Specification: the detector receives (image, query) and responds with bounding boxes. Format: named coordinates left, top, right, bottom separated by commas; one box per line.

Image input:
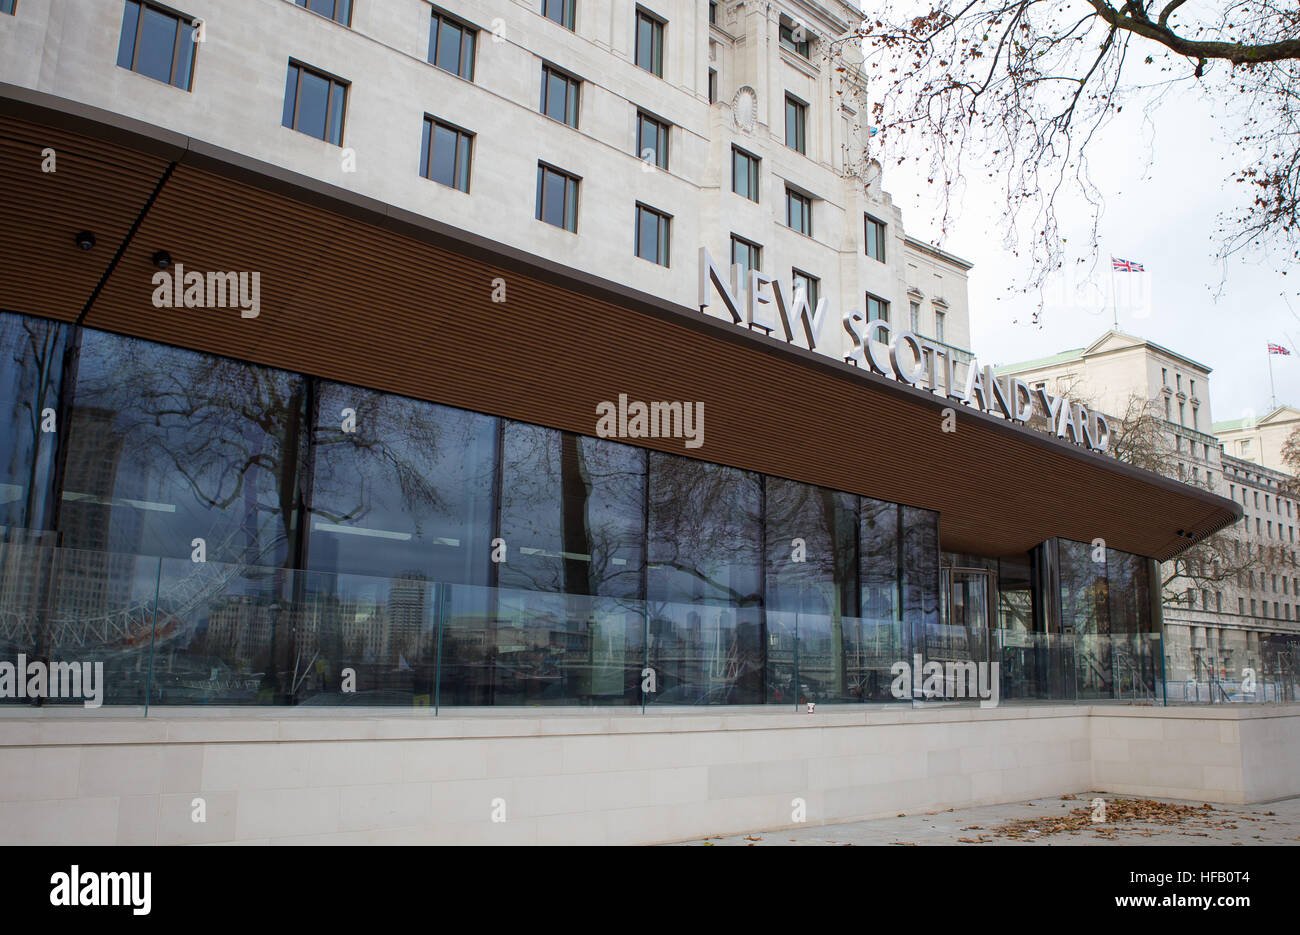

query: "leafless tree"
left=828, top=1, right=1300, bottom=310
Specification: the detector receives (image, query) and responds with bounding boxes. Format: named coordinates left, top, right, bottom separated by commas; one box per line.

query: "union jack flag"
left=1111, top=257, right=1144, bottom=272
left=1269, top=344, right=1291, bottom=356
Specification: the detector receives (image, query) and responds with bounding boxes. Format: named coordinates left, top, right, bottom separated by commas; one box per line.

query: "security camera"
left=152, top=250, right=172, bottom=270
left=74, top=231, right=95, bottom=251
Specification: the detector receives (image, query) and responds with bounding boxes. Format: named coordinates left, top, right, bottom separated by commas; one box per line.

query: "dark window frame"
left=541, top=63, right=582, bottom=127
left=635, top=6, right=665, bottom=77
left=428, top=7, right=478, bottom=81
left=635, top=203, right=672, bottom=267
left=784, top=93, right=807, bottom=154
left=293, top=0, right=352, bottom=27
left=116, top=0, right=198, bottom=91
left=420, top=115, right=474, bottom=193
left=536, top=162, right=580, bottom=232
left=541, top=0, right=575, bottom=30
left=732, top=146, right=759, bottom=202
left=730, top=234, right=761, bottom=280
left=866, top=293, right=890, bottom=323
left=865, top=214, right=887, bottom=262
left=785, top=186, right=812, bottom=236
left=779, top=19, right=810, bottom=58
left=791, top=268, right=819, bottom=306
left=636, top=110, right=670, bottom=170
left=282, top=59, right=349, bottom=146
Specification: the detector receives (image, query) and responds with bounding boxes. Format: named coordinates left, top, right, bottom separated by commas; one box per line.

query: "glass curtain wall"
left=0, top=312, right=950, bottom=707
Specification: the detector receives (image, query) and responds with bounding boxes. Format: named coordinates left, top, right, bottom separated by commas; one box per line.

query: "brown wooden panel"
left=0, top=98, right=1241, bottom=562
left=0, top=115, right=171, bottom=320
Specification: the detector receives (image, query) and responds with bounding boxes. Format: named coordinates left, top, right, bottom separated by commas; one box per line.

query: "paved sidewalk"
left=677, top=794, right=1300, bottom=845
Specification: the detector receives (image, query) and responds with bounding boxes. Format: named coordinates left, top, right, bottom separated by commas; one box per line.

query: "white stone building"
left=0, top=0, right=974, bottom=364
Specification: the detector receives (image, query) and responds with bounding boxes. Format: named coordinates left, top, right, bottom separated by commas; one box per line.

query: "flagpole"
left=1110, top=264, right=1118, bottom=330
left=1269, top=347, right=1277, bottom=410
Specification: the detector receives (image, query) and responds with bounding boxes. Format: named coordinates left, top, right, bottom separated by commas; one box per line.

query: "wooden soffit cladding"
left=0, top=86, right=1241, bottom=561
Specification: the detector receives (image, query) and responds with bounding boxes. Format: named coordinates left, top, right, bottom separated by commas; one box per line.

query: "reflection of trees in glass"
left=499, top=422, right=645, bottom=599
left=648, top=453, right=761, bottom=604
left=0, top=313, right=68, bottom=531
left=68, top=332, right=304, bottom=566
left=308, top=382, right=497, bottom=585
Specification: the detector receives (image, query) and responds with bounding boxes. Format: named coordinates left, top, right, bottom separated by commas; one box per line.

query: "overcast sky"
left=873, top=23, right=1298, bottom=430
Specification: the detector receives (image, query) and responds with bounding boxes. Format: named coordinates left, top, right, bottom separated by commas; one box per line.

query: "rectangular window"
left=866, top=293, right=889, bottom=323
left=542, top=0, right=575, bottom=30
left=428, top=9, right=476, bottom=80
left=1239, top=597, right=1245, bottom=614
left=420, top=117, right=473, bottom=192
left=779, top=20, right=810, bottom=58
left=536, top=163, right=579, bottom=232
left=865, top=214, right=886, bottom=262
left=541, top=64, right=581, bottom=127
left=910, top=301, right=920, bottom=332
left=708, top=68, right=717, bottom=104
left=1161, top=367, right=1167, bottom=385
left=785, top=94, right=806, bottom=154
left=792, top=269, right=819, bottom=307
left=636, top=111, right=670, bottom=170
left=1164, top=397, right=1171, bottom=420
left=785, top=188, right=812, bottom=236
left=635, top=8, right=664, bottom=77
left=709, top=0, right=717, bottom=25
left=732, top=146, right=759, bottom=201
left=934, top=310, right=945, bottom=343
left=730, top=235, right=760, bottom=283
left=0, top=0, right=13, bottom=13
left=635, top=204, right=671, bottom=266
left=294, top=0, right=351, bottom=26
left=116, top=1, right=196, bottom=90
left=1178, top=401, right=1185, bottom=425
left=282, top=61, right=348, bottom=145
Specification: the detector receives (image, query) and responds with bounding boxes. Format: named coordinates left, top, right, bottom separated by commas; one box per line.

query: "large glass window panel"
left=860, top=496, right=902, bottom=698
left=61, top=330, right=305, bottom=568
left=1059, top=538, right=1112, bottom=698
left=498, top=422, right=646, bottom=599
left=0, top=313, right=69, bottom=536
left=901, top=505, right=939, bottom=661
left=307, top=381, right=497, bottom=586
left=137, top=5, right=180, bottom=84
left=765, top=479, right=860, bottom=703
left=647, top=454, right=763, bottom=704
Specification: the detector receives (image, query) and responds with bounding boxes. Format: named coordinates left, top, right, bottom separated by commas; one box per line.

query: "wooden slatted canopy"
left=0, top=85, right=1241, bottom=561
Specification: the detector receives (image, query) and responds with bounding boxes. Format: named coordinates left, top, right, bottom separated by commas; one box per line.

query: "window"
left=785, top=188, right=812, bottom=236
left=1178, top=401, right=1185, bottom=425
left=635, top=204, right=671, bottom=266
left=536, top=163, right=579, bottom=232
left=1193, top=408, right=1199, bottom=430
left=732, top=147, right=759, bottom=201
left=779, top=19, right=810, bottom=58
left=116, top=1, right=197, bottom=90
left=865, top=215, right=886, bottom=262
left=294, top=0, right=351, bottom=26
left=542, top=0, right=575, bottom=30
left=792, top=269, right=819, bottom=307
left=0, top=0, right=12, bottom=13
left=1216, top=592, right=1222, bottom=612
left=282, top=61, right=348, bottom=145
left=541, top=64, right=581, bottom=127
left=1164, top=397, right=1171, bottom=420
left=635, top=8, right=665, bottom=77
left=910, top=301, right=921, bottom=332
left=731, top=235, right=760, bottom=283
left=1190, top=379, right=1196, bottom=396
left=1239, top=597, right=1244, bottom=614
left=1161, top=367, right=1167, bottom=386
left=934, top=310, right=945, bottom=343
left=708, top=68, right=717, bottom=104
left=420, top=117, right=473, bottom=192
left=636, top=111, right=670, bottom=169
left=428, top=9, right=476, bottom=80
left=1176, top=373, right=1182, bottom=392
left=709, top=0, right=717, bottom=25
left=785, top=94, right=806, bottom=154
left=866, top=293, right=889, bottom=323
